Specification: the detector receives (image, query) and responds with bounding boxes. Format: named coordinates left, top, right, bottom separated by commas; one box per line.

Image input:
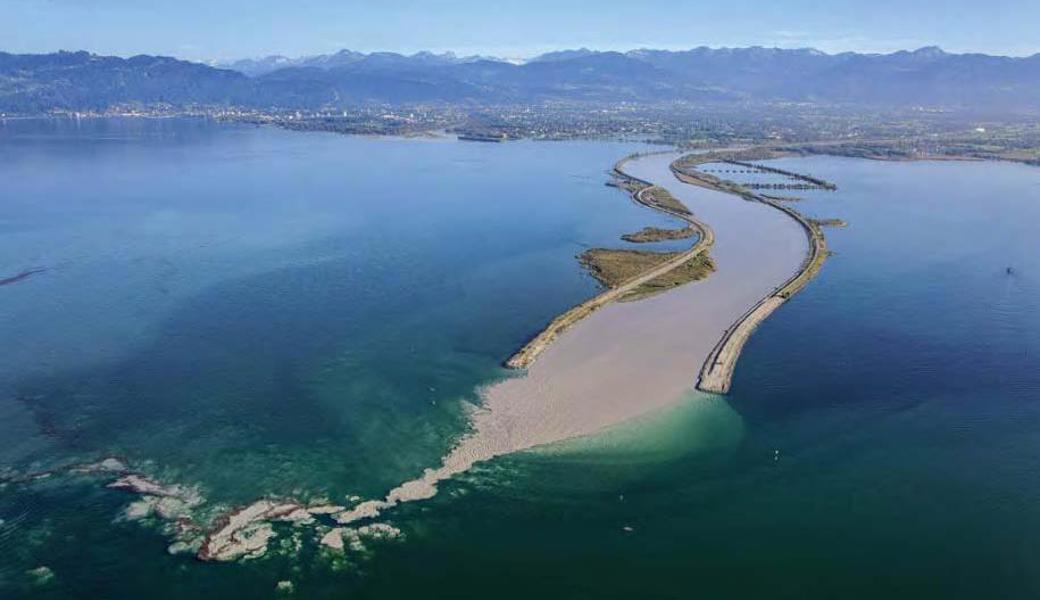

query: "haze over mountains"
left=2, top=46, right=1039, bottom=113
left=217, top=50, right=510, bottom=77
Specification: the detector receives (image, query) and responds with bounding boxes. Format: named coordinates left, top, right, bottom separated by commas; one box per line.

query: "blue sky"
left=4, top=0, right=1039, bottom=61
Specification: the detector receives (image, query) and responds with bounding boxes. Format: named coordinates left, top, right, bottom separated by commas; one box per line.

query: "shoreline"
left=6, top=114, right=1037, bottom=166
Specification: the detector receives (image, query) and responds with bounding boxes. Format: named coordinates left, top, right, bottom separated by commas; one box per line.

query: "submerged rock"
left=320, top=528, right=346, bottom=551
left=357, top=523, right=403, bottom=541
left=234, top=522, right=276, bottom=560
left=123, top=495, right=198, bottom=521
left=26, top=566, right=55, bottom=587
left=319, top=523, right=403, bottom=553
left=108, top=474, right=204, bottom=523
left=304, top=504, right=345, bottom=515
left=108, top=474, right=176, bottom=497
left=73, top=457, right=128, bottom=474
left=278, top=508, right=316, bottom=526
left=167, top=540, right=198, bottom=555
left=197, top=499, right=302, bottom=561
left=16, top=456, right=385, bottom=565
left=333, top=500, right=385, bottom=524
left=111, top=474, right=202, bottom=503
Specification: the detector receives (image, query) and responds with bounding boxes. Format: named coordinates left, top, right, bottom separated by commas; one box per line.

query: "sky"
left=3, top=0, right=1039, bottom=62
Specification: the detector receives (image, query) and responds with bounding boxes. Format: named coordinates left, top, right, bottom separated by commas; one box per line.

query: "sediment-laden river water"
left=1, top=118, right=1039, bottom=598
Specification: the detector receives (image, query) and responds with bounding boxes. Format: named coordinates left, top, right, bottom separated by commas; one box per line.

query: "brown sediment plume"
left=333, top=150, right=815, bottom=527
left=506, top=145, right=838, bottom=375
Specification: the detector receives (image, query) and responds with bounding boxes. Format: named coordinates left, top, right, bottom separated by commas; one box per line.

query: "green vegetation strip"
left=621, top=225, right=697, bottom=243
left=580, top=249, right=715, bottom=301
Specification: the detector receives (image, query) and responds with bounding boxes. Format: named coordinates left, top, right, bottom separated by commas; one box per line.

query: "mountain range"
left=2, top=46, right=1039, bottom=113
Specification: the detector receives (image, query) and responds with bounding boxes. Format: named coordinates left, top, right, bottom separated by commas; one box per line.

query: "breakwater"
left=670, top=156, right=828, bottom=394
left=724, top=159, right=838, bottom=190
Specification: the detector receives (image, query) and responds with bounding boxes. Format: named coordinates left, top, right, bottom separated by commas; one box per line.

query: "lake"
left=1, top=118, right=1038, bottom=598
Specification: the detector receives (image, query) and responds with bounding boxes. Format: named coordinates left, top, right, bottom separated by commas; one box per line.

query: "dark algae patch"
left=0, top=268, right=46, bottom=287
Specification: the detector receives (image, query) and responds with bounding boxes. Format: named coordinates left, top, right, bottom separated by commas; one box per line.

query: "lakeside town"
left=8, top=101, right=1040, bottom=165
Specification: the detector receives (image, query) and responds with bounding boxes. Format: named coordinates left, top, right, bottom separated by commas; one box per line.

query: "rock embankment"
left=670, top=153, right=832, bottom=394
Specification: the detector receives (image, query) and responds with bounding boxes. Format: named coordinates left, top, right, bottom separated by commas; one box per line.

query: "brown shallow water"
left=336, top=152, right=808, bottom=523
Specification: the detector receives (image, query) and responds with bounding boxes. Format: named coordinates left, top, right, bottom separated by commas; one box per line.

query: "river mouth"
left=334, top=151, right=809, bottom=524
left=5, top=120, right=1040, bottom=597
left=0, top=143, right=813, bottom=562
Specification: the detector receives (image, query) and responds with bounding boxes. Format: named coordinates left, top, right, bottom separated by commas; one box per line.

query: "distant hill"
left=3, top=46, right=1039, bottom=113
left=0, top=50, right=253, bottom=112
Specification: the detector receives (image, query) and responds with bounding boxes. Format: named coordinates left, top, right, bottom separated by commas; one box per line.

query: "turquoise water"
left=0, top=118, right=661, bottom=497
left=2, top=120, right=1040, bottom=598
